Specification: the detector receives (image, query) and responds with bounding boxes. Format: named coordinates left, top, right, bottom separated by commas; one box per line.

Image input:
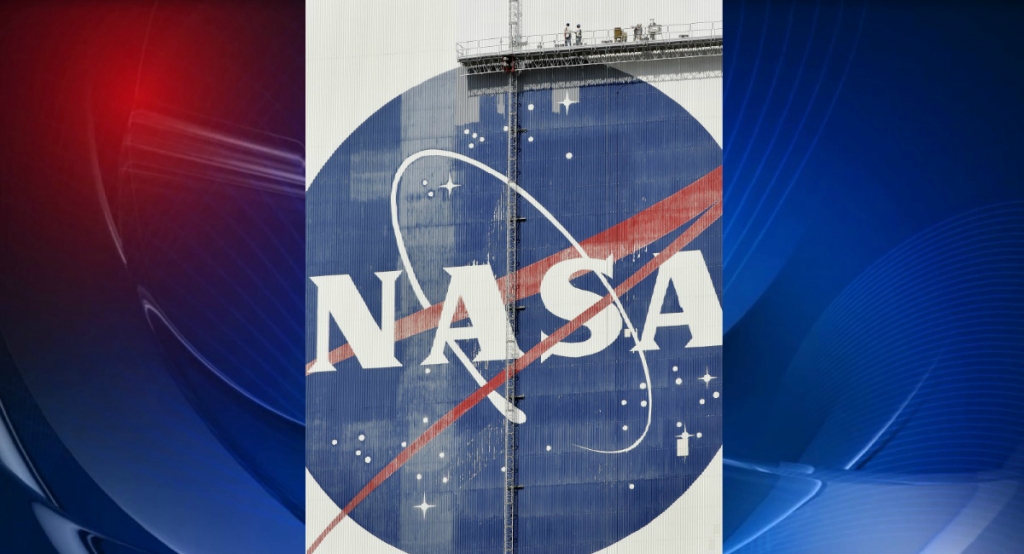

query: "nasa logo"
left=310, top=250, right=719, bottom=371
left=307, top=68, right=722, bottom=552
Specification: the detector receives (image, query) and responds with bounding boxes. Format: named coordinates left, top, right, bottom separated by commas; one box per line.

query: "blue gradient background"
left=1, top=0, right=1023, bottom=553
left=0, top=2, right=303, bottom=552
left=723, top=0, right=1024, bottom=552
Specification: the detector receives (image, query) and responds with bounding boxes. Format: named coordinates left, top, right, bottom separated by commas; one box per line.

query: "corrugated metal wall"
left=307, top=2, right=722, bottom=552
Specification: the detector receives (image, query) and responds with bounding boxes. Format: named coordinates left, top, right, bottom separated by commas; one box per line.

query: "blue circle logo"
left=307, top=68, right=722, bottom=552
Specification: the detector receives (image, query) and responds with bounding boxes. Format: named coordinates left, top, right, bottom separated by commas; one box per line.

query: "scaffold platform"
left=457, top=21, right=722, bottom=76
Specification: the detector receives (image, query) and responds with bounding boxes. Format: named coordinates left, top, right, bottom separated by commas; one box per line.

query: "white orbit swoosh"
left=390, top=149, right=652, bottom=454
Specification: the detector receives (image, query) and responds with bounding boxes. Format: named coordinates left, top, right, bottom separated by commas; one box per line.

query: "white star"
left=414, top=493, right=435, bottom=519
left=676, top=425, right=695, bottom=458
left=559, top=92, right=578, bottom=114
left=440, top=174, right=461, bottom=196
left=699, top=368, right=716, bottom=387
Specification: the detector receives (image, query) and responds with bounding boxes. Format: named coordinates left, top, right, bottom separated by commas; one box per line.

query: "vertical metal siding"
left=307, top=2, right=722, bottom=553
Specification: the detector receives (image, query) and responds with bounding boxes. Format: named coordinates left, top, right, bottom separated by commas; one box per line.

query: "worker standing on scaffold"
left=575, top=24, right=582, bottom=45
left=564, top=23, right=571, bottom=47
left=648, top=19, right=660, bottom=40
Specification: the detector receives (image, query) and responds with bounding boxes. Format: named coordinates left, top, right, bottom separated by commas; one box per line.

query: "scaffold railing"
left=457, top=21, right=723, bottom=59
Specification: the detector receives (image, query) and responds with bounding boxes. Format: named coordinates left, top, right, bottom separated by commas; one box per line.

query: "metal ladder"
left=502, top=4, right=522, bottom=554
